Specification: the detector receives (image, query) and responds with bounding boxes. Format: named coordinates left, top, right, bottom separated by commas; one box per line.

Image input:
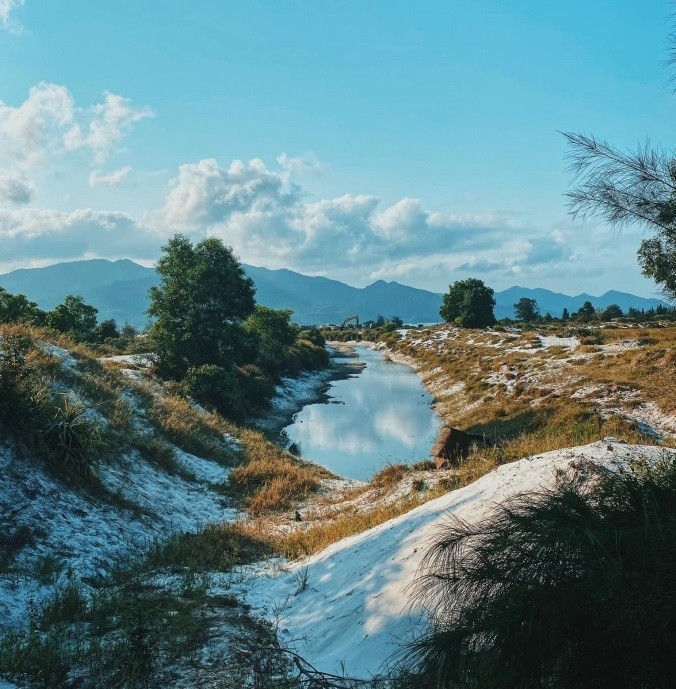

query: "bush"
left=404, top=457, right=676, bottom=689
left=183, top=364, right=245, bottom=421
left=39, top=397, right=103, bottom=478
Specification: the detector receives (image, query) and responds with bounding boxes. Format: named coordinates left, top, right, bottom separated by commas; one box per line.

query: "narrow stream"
left=283, top=345, right=444, bottom=481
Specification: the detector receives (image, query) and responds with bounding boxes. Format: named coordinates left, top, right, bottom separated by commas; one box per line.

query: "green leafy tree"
left=573, top=300, right=596, bottom=322
left=561, top=307, right=570, bottom=321
left=147, top=234, right=256, bottom=379
left=0, top=287, right=45, bottom=324
left=440, top=278, right=496, bottom=328
left=513, top=297, right=540, bottom=322
left=602, top=304, right=623, bottom=320
left=93, top=319, right=120, bottom=343
left=390, top=315, right=404, bottom=327
left=47, top=295, right=98, bottom=340
left=244, top=306, right=299, bottom=373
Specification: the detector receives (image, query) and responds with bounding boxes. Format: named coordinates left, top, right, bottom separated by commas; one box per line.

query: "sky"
left=0, top=0, right=674, bottom=297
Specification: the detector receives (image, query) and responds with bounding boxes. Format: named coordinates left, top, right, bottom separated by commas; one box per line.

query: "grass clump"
left=0, top=574, right=210, bottom=689
left=0, top=328, right=106, bottom=480
left=259, top=491, right=441, bottom=560
left=370, top=464, right=410, bottom=491
left=403, top=455, right=676, bottom=689
left=143, top=522, right=272, bottom=572
left=139, top=388, right=238, bottom=466
left=230, top=429, right=324, bottom=514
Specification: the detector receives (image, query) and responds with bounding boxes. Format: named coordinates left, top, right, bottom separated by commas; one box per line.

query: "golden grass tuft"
left=370, top=463, right=410, bottom=491
left=231, top=429, right=329, bottom=514
left=137, top=388, right=238, bottom=466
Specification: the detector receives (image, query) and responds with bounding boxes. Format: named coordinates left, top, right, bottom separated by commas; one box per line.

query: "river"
left=283, top=345, right=444, bottom=481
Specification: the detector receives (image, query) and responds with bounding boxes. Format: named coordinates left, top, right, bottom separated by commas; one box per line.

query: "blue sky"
left=1, top=0, right=674, bottom=297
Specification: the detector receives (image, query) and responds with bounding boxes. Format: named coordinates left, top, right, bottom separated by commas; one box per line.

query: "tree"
left=573, top=300, right=596, bottom=322
left=440, top=278, right=496, bottom=328
left=390, top=315, right=404, bottom=327
left=0, top=287, right=45, bottom=324
left=602, top=304, right=623, bottom=320
left=47, top=295, right=98, bottom=340
left=147, top=234, right=256, bottom=379
left=514, top=297, right=540, bottom=322
left=244, top=306, right=299, bottom=373
left=564, top=20, right=676, bottom=303
left=561, top=307, right=570, bottom=321
left=93, top=319, right=120, bottom=342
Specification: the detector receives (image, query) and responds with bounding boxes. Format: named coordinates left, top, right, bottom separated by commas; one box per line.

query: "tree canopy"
left=514, top=297, right=539, bottom=322
left=564, top=137, right=675, bottom=301
left=440, top=278, right=496, bottom=328
left=148, top=234, right=256, bottom=378
left=0, top=288, right=44, bottom=325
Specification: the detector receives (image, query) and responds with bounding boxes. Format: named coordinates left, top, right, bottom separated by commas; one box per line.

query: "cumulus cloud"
left=0, top=83, right=153, bottom=172
left=277, top=152, right=323, bottom=177
left=0, top=151, right=596, bottom=293
left=0, top=83, right=75, bottom=167
left=157, top=157, right=513, bottom=275
left=161, top=157, right=300, bottom=228
left=0, top=208, right=161, bottom=269
left=0, top=168, right=36, bottom=204
left=65, top=92, right=154, bottom=163
left=89, top=166, right=132, bottom=187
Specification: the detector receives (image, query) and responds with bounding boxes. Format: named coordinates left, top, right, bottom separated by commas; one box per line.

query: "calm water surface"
left=284, top=346, right=444, bottom=481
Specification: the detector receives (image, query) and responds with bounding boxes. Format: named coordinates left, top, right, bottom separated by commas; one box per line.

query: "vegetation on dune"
left=403, top=457, right=676, bottom=689
left=147, top=234, right=330, bottom=420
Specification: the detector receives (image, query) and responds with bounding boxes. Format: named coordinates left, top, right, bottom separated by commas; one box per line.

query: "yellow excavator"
left=341, top=315, right=360, bottom=328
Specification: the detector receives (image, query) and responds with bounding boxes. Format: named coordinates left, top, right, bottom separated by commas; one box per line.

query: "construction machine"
left=341, top=315, right=360, bottom=328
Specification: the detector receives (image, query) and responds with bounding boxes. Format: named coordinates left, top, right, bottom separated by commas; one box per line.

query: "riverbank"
left=252, top=342, right=364, bottom=436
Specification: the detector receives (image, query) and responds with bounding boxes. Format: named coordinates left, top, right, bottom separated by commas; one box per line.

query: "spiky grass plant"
left=41, top=396, right=104, bottom=477
left=403, top=456, right=676, bottom=689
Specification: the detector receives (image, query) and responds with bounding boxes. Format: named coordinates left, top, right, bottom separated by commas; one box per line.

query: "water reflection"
left=284, top=346, right=444, bottom=481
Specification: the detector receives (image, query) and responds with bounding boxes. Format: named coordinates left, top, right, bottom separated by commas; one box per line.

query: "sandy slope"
left=242, top=440, right=676, bottom=679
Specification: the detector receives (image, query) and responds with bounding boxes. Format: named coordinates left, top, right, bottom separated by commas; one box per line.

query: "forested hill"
left=0, top=259, right=668, bottom=327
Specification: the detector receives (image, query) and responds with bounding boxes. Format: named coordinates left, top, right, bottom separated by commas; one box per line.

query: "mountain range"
left=0, top=259, right=669, bottom=327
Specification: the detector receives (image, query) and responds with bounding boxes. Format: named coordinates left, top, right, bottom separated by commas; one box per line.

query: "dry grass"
left=135, top=386, right=238, bottom=466
left=231, top=429, right=330, bottom=515
left=245, top=489, right=443, bottom=559
left=389, top=325, right=675, bottom=495
left=370, top=463, right=410, bottom=491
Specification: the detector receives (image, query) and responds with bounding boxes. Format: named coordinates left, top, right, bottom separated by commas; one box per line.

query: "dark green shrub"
left=298, top=327, right=326, bottom=347
left=183, top=364, right=245, bottom=420
left=237, top=363, right=275, bottom=413
left=404, top=457, right=676, bottom=689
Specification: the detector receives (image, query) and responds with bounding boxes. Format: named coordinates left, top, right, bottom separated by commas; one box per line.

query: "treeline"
left=438, top=278, right=675, bottom=328
left=0, top=288, right=137, bottom=345
left=511, top=296, right=676, bottom=324
left=0, top=235, right=330, bottom=421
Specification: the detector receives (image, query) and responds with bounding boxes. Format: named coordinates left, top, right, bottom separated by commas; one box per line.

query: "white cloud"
left=157, top=157, right=513, bottom=276
left=0, top=168, right=35, bottom=204
left=0, top=83, right=75, bottom=167
left=0, top=0, right=24, bottom=32
left=0, top=83, right=153, bottom=172
left=277, top=152, right=323, bottom=177
left=65, top=92, right=154, bottom=163
left=161, top=157, right=300, bottom=228
left=89, top=166, right=132, bottom=187
left=0, top=151, right=639, bottom=295
left=0, top=208, right=161, bottom=269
